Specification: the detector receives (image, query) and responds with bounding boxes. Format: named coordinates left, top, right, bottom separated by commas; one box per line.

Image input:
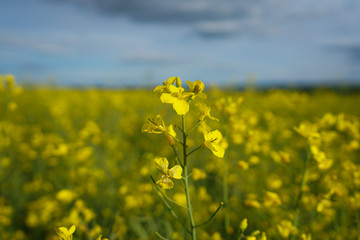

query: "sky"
left=1, top=0, right=360, bottom=87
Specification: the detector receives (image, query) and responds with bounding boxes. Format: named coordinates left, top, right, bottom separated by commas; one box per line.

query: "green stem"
left=186, top=145, right=202, bottom=157
left=194, top=202, right=224, bottom=228
left=236, top=232, right=245, bottom=240
left=155, top=232, right=169, bottom=240
left=155, top=180, right=188, bottom=209
left=187, top=120, right=201, bottom=136
left=182, top=115, right=197, bottom=240
left=290, top=150, right=311, bottom=240
left=172, top=145, right=184, bottom=167
left=222, top=127, right=231, bottom=238
left=223, top=153, right=230, bottom=237
left=151, top=176, right=191, bottom=234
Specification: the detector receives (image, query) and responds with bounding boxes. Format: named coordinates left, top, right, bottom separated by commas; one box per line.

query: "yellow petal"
left=187, top=80, right=204, bottom=94
left=186, top=80, right=194, bottom=90
left=69, top=225, right=76, bottom=235
left=168, top=85, right=180, bottom=93
left=173, top=100, right=189, bottom=115
left=160, top=93, right=177, bottom=104
left=157, top=177, right=174, bottom=189
left=153, top=85, right=164, bottom=93
left=154, top=157, right=169, bottom=171
left=169, top=165, right=183, bottom=179
left=166, top=76, right=177, bottom=86
left=57, top=227, right=69, bottom=238
left=204, top=130, right=223, bottom=143
left=210, top=144, right=225, bottom=158
left=167, top=124, right=176, bottom=138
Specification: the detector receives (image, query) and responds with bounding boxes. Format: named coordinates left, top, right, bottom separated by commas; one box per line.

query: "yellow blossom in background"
left=211, top=232, right=222, bottom=240
left=96, top=234, right=108, bottom=240
left=237, top=160, right=249, bottom=170
left=277, top=220, right=298, bottom=238
left=56, top=225, right=76, bottom=240
left=56, top=189, right=77, bottom=204
left=173, top=193, right=187, bottom=207
left=4, top=74, right=15, bottom=89
left=89, top=225, right=102, bottom=239
left=266, top=174, right=282, bottom=190
left=240, top=218, right=248, bottom=231
left=260, top=232, right=267, bottom=240
left=300, top=233, right=312, bottom=240
left=202, top=130, right=225, bottom=158
left=263, top=191, right=282, bottom=208
left=0, top=198, right=13, bottom=226
left=245, top=194, right=262, bottom=209
left=191, top=168, right=207, bottom=181
left=310, top=146, right=333, bottom=170
left=249, top=155, right=260, bottom=165
left=1, top=74, right=360, bottom=239
left=316, top=199, right=332, bottom=213
left=294, top=123, right=321, bottom=145
left=246, top=237, right=256, bottom=240
left=154, top=157, right=182, bottom=189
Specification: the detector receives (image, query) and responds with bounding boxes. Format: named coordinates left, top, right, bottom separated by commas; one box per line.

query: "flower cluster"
left=153, top=77, right=206, bottom=115
left=144, top=76, right=226, bottom=189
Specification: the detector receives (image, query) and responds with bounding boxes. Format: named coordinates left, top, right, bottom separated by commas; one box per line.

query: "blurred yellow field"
left=1, top=75, right=360, bottom=240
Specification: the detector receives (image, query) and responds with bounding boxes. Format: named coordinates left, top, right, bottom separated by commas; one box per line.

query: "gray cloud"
left=43, top=0, right=278, bottom=38
left=65, top=0, right=250, bottom=22
left=332, top=43, right=360, bottom=63
left=42, top=0, right=360, bottom=41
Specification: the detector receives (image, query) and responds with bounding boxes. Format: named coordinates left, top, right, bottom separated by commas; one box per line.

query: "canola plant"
left=0, top=74, right=360, bottom=240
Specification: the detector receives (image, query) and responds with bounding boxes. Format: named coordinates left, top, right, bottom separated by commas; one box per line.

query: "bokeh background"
left=1, top=1, right=360, bottom=240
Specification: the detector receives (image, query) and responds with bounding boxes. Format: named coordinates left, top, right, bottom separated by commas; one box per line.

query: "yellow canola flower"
left=186, top=80, right=207, bottom=99
left=154, top=157, right=182, bottom=189
left=197, top=103, right=219, bottom=121
left=153, top=76, right=192, bottom=115
left=142, top=112, right=167, bottom=134
left=142, top=113, right=177, bottom=145
left=153, top=76, right=182, bottom=94
left=160, top=88, right=191, bottom=115
left=202, top=130, right=225, bottom=158
left=56, top=225, right=76, bottom=240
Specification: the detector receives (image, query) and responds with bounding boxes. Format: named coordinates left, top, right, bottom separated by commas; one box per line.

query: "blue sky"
left=1, top=0, right=360, bottom=87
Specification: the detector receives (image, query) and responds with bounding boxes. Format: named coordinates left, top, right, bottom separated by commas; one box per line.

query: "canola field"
left=1, top=74, right=360, bottom=240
